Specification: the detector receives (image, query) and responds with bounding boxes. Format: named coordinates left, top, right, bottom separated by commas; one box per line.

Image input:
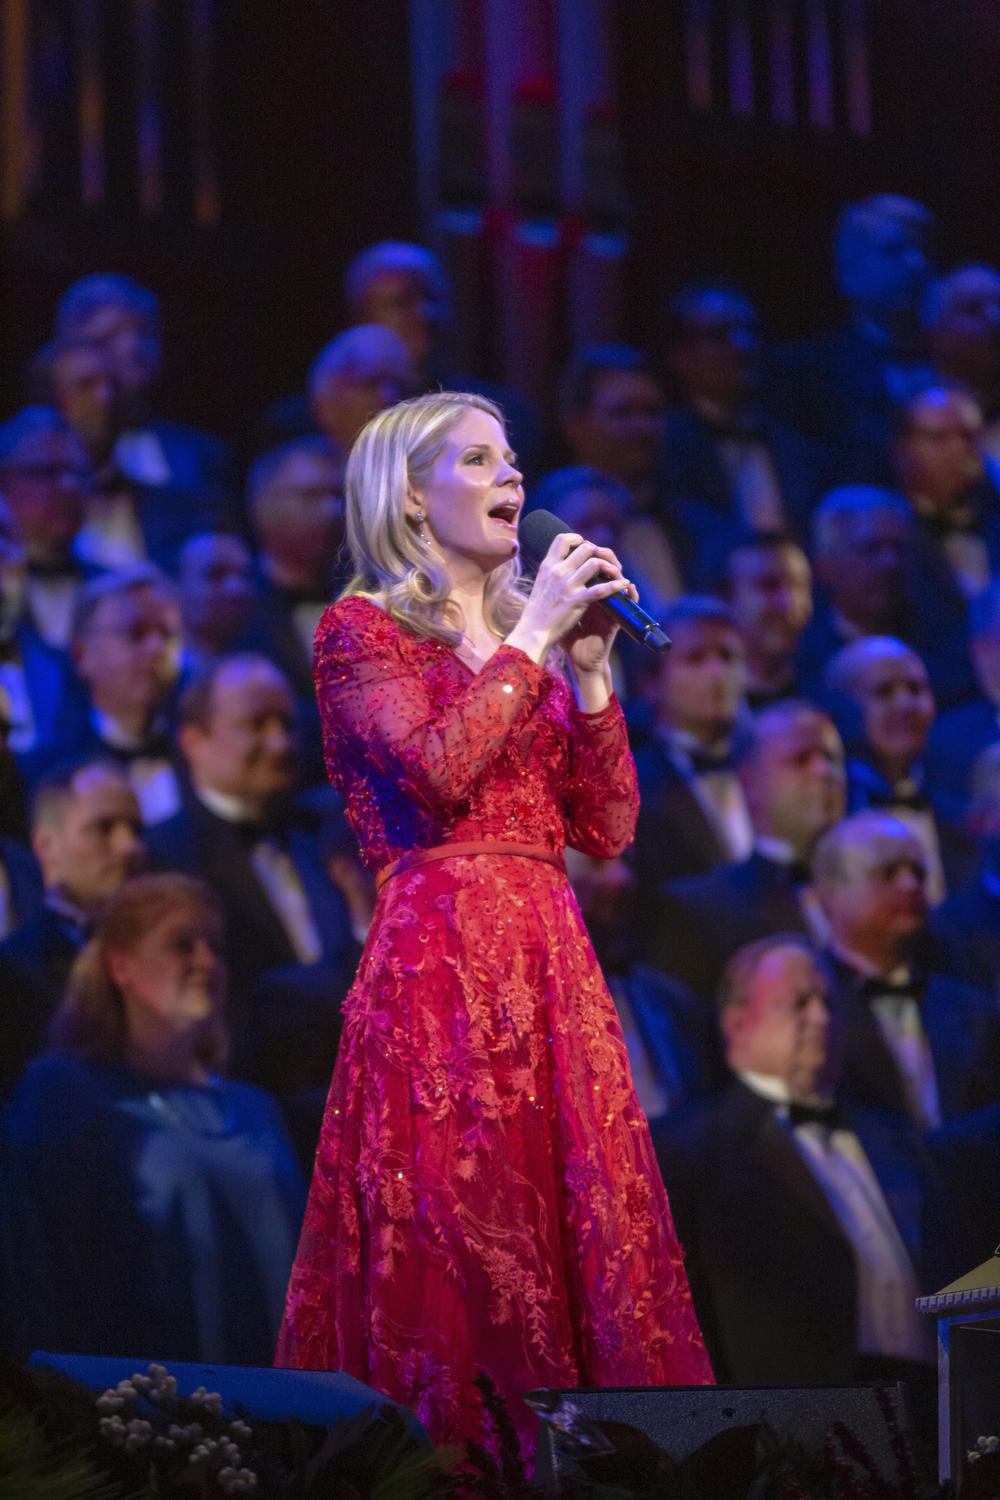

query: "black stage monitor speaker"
left=30, top=1352, right=428, bottom=1440
left=532, top=1383, right=913, bottom=1488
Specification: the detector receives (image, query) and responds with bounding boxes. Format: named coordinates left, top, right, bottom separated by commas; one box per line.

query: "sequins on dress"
left=275, top=595, right=712, bottom=1451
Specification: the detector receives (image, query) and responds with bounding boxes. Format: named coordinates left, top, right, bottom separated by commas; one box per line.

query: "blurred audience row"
left=4, top=195, right=1000, bottom=1399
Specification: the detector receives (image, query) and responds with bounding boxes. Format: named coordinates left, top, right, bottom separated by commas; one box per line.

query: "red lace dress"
left=275, top=595, right=712, bottom=1449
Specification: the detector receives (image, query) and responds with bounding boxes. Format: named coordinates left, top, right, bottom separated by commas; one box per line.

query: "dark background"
left=4, top=0, right=1000, bottom=445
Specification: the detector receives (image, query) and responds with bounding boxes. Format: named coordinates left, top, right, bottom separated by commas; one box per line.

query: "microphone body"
left=518, top=509, right=671, bottom=653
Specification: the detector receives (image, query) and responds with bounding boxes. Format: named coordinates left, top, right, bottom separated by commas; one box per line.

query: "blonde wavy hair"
left=342, top=390, right=529, bottom=645
left=49, top=873, right=229, bottom=1072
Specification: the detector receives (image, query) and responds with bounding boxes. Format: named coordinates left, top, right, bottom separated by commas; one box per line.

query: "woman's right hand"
left=505, top=532, right=633, bottom=664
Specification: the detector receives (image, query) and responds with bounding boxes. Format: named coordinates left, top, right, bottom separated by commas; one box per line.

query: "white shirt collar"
left=829, top=940, right=910, bottom=985
left=754, top=836, right=797, bottom=865
left=194, top=782, right=259, bottom=825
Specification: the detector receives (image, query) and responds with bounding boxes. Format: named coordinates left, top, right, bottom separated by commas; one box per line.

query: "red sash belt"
left=375, top=839, right=566, bottom=893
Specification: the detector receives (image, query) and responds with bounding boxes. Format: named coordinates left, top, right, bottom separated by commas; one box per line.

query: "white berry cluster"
left=968, top=1435, right=1000, bottom=1463
left=93, top=1363, right=257, bottom=1491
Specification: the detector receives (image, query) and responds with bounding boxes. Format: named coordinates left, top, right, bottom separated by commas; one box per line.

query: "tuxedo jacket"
left=650, top=852, right=810, bottom=1002
left=925, top=697, right=1000, bottom=826
left=658, top=406, right=823, bottom=545
left=825, top=952, right=1000, bottom=1123
left=118, top=420, right=240, bottom=575
left=144, top=792, right=355, bottom=987
left=0, top=839, right=43, bottom=939
left=932, top=870, right=1000, bottom=990
left=630, top=736, right=733, bottom=890
left=767, top=325, right=928, bottom=478
left=12, top=621, right=88, bottom=756
left=653, top=1078, right=949, bottom=1384
left=0, top=905, right=83, bottom=1099
left=621, top=963, right=727, bottom=1112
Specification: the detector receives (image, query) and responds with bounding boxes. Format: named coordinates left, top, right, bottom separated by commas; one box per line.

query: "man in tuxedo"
left=826, top=636, right=976, bottom=900
left=0, top=757, right=144, bottom=1097
left=933, top=741, right=1000, bottom=988
left=661, top=283, right=821, bottom=558
left=893, top=384, right=1000, bottom=607
left=557, top=345, right=686, bottom=604
left=651, top=700, right=846, bottom=1000
left=923, top=266, right=1000, bottom=456
left=0, top=407, right=96, bottom=652
left=144, top=653, right=359, bottom=1102
left=716, top=532, right=813, bottom=709
left=242, top=436, right=348, bottom=788
left=813, top=811, right=1000, bottom=1125
left=798, top=484, right=978, bottom=710
left=0, top=495, right=83, bottom=757
left=653, top=935, right=945, bottom=1388
left=631, top=595, right=752, bottom=894
left=24, top=567, right=184, bottom=827
left=925, top=579, right=1000, bottom=826
left=0, top=684, right=42, bottom=939
left=177, top=532, right=255, bottom=679
left=53, top=274, right=236, bottom=571
left=769, top=194, right=936, bottom=475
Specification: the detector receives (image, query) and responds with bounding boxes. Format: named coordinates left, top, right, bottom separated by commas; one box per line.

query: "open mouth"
left=488, top=500, right=520, bottom=530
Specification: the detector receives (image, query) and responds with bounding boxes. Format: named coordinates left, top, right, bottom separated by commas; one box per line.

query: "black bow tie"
left=858, top=972, right=924, bottom=1005
left=764, top=856, right=811, bottom=886
left=28, top=559, right=82, bottom=581
left=92, top=463, right=134, bottom=495
left=276, top=583, right=330, bottom=609
left=919, top=507, right=980, bottom=539
left=699, top=410, right=765, bottom=443
left=688, top=747, right=736, bottom=776
left=786, top=1100, right=843, bottom=1130
left=229, top=816, right=287, bottom=851
left=869, top=781, right=931, bottom=813
left=99, top=735, right=173, bottom=766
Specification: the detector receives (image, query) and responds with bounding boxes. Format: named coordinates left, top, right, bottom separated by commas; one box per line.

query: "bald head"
left=923, top=265, right=1000, bottom=388
left=719, top=937, right=836, bottom=1099
left=308, top=325, right=413, bottom=450
left=813, top=811, right=928, bottom=965
left=826, top=636, right=933, bottom=775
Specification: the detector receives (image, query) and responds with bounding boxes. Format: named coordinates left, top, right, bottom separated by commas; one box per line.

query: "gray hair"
left=70, top=563, right=178, bottom=644
left=811, top=486, right=911, bottom=557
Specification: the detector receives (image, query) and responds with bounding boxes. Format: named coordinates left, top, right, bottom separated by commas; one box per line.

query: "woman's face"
left=112, top=904, right=226, bottom=1040
left=411, top=409, right=523, bottom=583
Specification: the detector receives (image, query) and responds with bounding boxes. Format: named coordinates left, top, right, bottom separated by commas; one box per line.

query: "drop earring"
left=414, top=509, right=431, bottom=547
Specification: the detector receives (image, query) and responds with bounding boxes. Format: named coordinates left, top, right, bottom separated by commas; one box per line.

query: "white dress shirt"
left=832, top=943, right=942, bottom=1130
left=92, top=711, right=181, bottom=826
left=662, top=727, right=754, bottom=863
left=738, top=1070, right=931, bottom=1362
left=195, top=785, right=323, bottom=965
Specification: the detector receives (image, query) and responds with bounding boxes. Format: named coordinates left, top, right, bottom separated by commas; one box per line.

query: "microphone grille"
left=518, top=508, right=571, bottom=568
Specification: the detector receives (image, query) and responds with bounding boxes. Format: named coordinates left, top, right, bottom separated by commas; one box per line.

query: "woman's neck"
left=446, top=577, right=497, bottom=650
left=124, top=1030, right=213, bottom=1087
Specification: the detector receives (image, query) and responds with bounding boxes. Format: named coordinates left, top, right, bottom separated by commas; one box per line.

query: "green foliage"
left=0, top=1404, right=139, bottom=1500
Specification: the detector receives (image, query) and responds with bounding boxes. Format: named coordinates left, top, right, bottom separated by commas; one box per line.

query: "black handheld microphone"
left=518, top=508, right=671, bottom=653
